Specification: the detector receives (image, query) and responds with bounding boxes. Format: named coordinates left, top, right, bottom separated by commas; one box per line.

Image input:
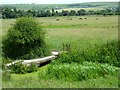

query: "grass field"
left=2, top=65, right=119, bottom=88
left=1, top=15, right=119, bottom=88
left=1, top=16, right=118, bottom=50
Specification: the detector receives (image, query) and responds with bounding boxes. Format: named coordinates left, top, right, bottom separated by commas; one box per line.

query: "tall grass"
left=51, top=41, right=120, bottom=67
left=38, top=62, right=118, bottom=81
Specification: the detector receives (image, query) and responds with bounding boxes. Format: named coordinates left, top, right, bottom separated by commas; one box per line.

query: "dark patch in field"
left=56, top=19, right=60, bottom=21
left=96, top=18, right=98, bottom=20
left=67, top=18, right=72, bottom=20
left=79, top=18, right=83, bottom=20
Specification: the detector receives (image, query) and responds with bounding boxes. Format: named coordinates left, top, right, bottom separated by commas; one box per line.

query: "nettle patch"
left=38, top=62, right=118, bottom=81
left=51, top=41, right=120, bottom=67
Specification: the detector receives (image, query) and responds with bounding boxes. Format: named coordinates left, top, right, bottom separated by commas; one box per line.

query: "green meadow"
left=1, top=16, right=118, bottom=50
left=1, top=15, right=119, bottom=88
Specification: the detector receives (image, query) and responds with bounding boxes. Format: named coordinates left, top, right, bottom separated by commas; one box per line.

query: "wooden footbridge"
left=5, top=51, right=62, bottom=67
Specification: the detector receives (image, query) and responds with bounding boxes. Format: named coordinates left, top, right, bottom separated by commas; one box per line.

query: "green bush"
left=2, top=17, right=50, bottom=60
left=2, top=58, right=12, bottom=70
left=38, top=62, right=118, bottom=81
left=51, top=41, right=120, bottom=67
left=10, top=61, right=37, bottom=74
left=11, top=61, right=28, bottom=74
left=85, top=41, right=120, bottom=67
left=27, top=63, right=38, bottom=73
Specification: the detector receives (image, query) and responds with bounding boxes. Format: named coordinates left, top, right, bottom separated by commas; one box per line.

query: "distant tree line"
left=2, top=7, right=120, bottom=19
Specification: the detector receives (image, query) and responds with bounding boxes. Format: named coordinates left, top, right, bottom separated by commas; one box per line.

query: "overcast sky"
left=1, top=0, right=119, bottom=4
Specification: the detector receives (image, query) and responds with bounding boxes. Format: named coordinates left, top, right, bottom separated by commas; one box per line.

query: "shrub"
left=2, top=17, right=50, bottom=60
left=27, top=63, right=38, bottom=73
left=86, top=41, right=120, bottom=67
left=38, top=62, right=118, bottom=81
left=10, top=61, right=37, bottom=74
left=51, top=41, right=120, bottom=67
left=2, top=58, right=12, bottom=70
left=10, top=61, right=28, bottom=74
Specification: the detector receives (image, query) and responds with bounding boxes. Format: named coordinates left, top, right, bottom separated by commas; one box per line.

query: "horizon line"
left=0, top=1, right=119, bottom=5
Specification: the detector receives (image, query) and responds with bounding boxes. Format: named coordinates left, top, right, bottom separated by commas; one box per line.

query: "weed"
left=38, top=62, right=118, bottom=81
left=52, top=41, right=120, bottom=67
left=10, top=61, right=38, bottom=74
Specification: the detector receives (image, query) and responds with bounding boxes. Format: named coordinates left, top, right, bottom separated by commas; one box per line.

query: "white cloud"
left=1, top=0, right=119, bottom=4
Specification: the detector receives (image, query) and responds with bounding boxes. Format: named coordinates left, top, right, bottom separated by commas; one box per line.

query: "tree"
left=2, top=17, right=50, bottom=60
left=51, top=8, right=55, bottom=16
left=99, top=10, right=107, bottom=16
left=32, top=10, right=38, bottom=17
left=62, top=10, right=69, bottom=16
left=13, top=8, right=17, bottom=13
left=2, top=7, right=11, bottom=18
left=55, top=11, right=59, bottom=16
left=69, top=10, right=76, bottom=16
left=38, top=10, right=46, bottom=17
left=9, top=11, right=17, bottom=18
left=45, top=10, right=52, bottom=17
left=77, top=9, right=86, bottom=16
left=88, top=10, right=94, bottom=15
left=27, top=10, right=33, bottom=17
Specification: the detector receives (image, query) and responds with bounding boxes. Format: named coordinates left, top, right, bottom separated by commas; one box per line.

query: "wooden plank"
left=5, top=51, right=59, bottom=67
left=22, top=55, right=57, bottom=66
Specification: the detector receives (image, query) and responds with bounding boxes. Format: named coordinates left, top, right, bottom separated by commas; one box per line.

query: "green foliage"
left=2, top=58, right=12, bottom=70
left=11, top=61, right=28, bottom=74
left=119, top=70, right=120, bottom=88
left=2, top=57, right=12, bottom=65
left=52, top=41, right=120, bottom=67
left=2, top=72, right=118, bottom=88
left=10, top=62, right=37, bottom=74
left=2, top=17, right=50, bottom=60
left=38, top=62, right=118, bottom=81
left=69, top=10, right=76, bottom=16
left=27, top=63, right=38, bottom=73
left=2, top=70, right=11, bottom=81
left=2, top=2, right=119, bottom=19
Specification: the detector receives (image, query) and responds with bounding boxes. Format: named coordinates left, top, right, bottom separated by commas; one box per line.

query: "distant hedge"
left=2, top=17, right=50, bottom=60
left=2, top=7, right=120, bottom=19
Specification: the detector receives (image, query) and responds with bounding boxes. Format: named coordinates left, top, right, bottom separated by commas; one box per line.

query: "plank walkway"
left=5, top=51, right=59, bottom=67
